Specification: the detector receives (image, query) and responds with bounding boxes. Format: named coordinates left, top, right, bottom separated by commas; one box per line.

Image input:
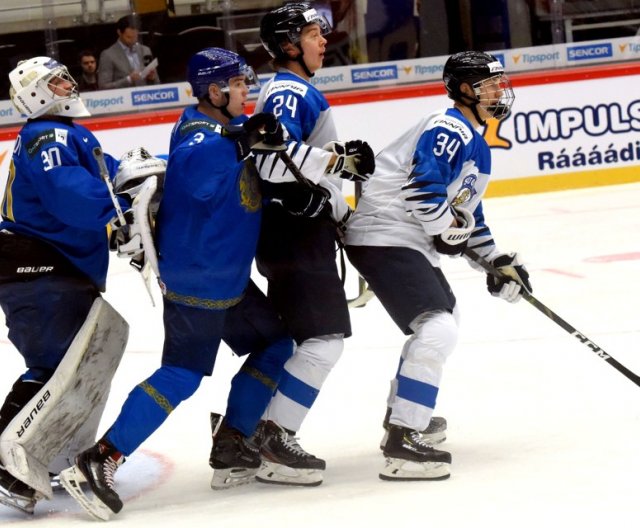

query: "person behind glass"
left=345, top=51, right=532, bottom=481
left=247, top=3, right=375, bottom=487
left=98, top=15, right=159, bottom=89
left=59, top=48, right=295, bottom=520
left=77, top=50, right=99, bottom=92
left=0, top=57, right=129, bottom=515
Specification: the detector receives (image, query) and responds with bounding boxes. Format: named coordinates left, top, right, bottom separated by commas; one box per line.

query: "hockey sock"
left=226, top=337, right=293, bottom=437
left=105, top=366, right=202, bottom=455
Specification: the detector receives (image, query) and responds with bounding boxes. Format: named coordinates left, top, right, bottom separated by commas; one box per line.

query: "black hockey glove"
left=324, top=140, right=375, bottom=182
left=270, top=183, right=330, bottom=218
left=433, top=207, right=475, bottom=256
left=223, top=113, right=286, bottom=160
left=486, top=252, right=532, bottom=303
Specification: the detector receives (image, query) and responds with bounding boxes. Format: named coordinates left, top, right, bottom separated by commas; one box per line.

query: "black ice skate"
left=256, top=420, right=325, bottom=487
left=0, top=465, right=38, bottom=515
left=209, top=412, right=261, bottom=490
left=380, top=424, right=451, bottom=481
left=379, top=407, right=447, bottom=450
left=59, top=439, right=125, bottom=521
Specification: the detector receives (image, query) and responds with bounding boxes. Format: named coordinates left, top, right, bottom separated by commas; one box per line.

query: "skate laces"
left=280, top=430, right=311, bottom=458
left=408, top=429, right=432, bottom=449
left=102, top=455, right=122, bottom=489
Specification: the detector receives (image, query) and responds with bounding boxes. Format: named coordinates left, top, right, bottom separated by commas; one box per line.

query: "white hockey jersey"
left=345, top=107, right=500, bottom=267
left=254, top=69, right=349, bottom=221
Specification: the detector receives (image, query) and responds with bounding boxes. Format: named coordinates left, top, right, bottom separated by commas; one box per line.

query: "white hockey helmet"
left=114, top=147, right=167, bottom=201
left=8, top=56, right=90, bottom=119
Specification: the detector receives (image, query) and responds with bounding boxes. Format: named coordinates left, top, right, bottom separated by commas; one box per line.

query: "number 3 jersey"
left=345, top=107, right=500, bottom=267
left=0, top=117, right=121, bottom=290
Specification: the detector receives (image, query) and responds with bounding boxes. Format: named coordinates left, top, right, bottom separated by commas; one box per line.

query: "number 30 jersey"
left=0, top=117, right=121, bottom=289
left=345, top=107, right=499, bottom=266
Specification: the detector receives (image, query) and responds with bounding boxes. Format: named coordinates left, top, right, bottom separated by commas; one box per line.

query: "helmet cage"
left=261, top=6, right=331, bottom=60
left=470, top=73, right=514, bottom=120
left=9, top=57, right=89, bottom=118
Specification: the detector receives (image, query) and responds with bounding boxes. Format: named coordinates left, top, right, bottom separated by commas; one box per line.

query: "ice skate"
left=60, top=440, right=125, bottom=521
left=256, top=421, right=325, bottom=487
left=380, top=424, right=451, bottom=481
left=379, top=408, right=447, bottom=450
left=0, top=466, right=38, bottom=515
left=209, top=413, right=261, bottom=490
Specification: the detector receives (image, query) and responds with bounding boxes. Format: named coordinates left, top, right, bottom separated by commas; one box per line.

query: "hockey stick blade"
left=464, top=248, right=640, bottom=387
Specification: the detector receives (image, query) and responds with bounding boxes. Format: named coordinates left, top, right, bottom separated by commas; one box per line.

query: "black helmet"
left=443, top=51, right=514, bottom=121
left=260, top=2, right=331, bottom=60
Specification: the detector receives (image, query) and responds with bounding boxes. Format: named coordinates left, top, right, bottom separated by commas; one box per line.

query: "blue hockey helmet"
left=187, top=47, right=258, bottom=99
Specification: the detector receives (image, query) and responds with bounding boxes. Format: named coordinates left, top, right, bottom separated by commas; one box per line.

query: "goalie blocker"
left=0, top=298, right=128, bottom=503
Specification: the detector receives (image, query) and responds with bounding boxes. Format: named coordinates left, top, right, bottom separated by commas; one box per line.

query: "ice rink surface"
left=1, top=182, right=639, bottom=527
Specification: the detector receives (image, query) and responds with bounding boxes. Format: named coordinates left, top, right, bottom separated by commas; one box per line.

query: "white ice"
left=1, top=182, right=639, bottom=527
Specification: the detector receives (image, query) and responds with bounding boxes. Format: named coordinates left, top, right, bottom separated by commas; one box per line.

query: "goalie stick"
left=464, top=247, right=640, bottom=387
left=93, top=147, right=155, bottom=305
left=275, top=150, right=374, bottom=308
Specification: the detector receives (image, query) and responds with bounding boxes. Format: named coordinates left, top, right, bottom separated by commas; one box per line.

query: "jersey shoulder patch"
left=428, top=114, right=474, bottom=145
left=25, top=129, right=57, bottom=158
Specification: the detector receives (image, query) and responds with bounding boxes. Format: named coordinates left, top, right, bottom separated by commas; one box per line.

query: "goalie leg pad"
left=0, top=298, right=128, bottom=499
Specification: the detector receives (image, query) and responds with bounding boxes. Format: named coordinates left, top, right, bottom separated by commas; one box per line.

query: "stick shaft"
left=464, top=248, right=640, bottom=387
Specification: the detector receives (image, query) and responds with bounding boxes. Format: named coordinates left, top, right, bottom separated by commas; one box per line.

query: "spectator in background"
left=77, top=50, right=99, bottom=92
left=98, top=15, right=160, bottom=89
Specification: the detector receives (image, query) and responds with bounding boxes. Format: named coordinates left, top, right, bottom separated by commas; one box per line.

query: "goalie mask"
left=9, top=56, right=90, bottom=119
left=114, top=147, right=166, bottom=204
left=443, top=51, right=514, bottom=125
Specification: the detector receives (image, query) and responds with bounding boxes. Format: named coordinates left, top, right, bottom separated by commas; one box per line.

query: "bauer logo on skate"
left=132, top=88, right=179, bottom=106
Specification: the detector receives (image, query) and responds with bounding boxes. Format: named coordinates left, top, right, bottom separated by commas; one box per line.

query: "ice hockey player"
left=0, top=57, right=130, bottom=514
left=345, top=51, right=532, bottom=480
left=246, top=2, right=376, bottom=487
left=59, top=47, right=294, bottom=521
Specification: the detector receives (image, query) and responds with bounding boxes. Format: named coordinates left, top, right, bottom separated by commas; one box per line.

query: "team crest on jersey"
left=239, top=165, right=261, bottom=212
left=451, top=175, right=477, bottom=206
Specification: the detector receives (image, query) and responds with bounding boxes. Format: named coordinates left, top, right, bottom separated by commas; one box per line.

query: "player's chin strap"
left=294, top=48, right=315, bottom=78
left=205, top=93, right=234, bottom=120
left=459, top=94, right=486, bottom=126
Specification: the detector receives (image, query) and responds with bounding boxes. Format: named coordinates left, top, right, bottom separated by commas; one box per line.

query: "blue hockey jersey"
left=0, top=117, right=121, bottom=290
left=156, top=106, right=262, bottom=308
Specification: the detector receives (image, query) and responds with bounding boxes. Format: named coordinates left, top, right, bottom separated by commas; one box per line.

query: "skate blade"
left=379, top=457, right=450, bottom=481
left=0, top=489, right=36, bottom=515
left=255, top=461, right=323, bottom=487
left=210, top=467, right=258, bottom=490
left=59, top=466, right=113, bottom=521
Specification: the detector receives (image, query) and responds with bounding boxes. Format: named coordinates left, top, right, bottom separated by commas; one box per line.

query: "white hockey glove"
left=433, top=207, right=475, bottom=256
left=486, top=252, right=532, bottom=303
left=323, top=140, right=375, bottom=182
left=108, top=210, right=143, bottom=258
left=114, top=147, right=166, bottom=205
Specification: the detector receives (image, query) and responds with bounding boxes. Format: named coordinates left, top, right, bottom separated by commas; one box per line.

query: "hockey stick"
left=276, top=150, right=375, bottom=308
left=93, top=147, right=156, bottom=305
left=464, top=247, right=640, bottom=387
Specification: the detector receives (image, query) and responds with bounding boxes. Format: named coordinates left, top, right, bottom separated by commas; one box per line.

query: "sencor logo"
left=351, top=66, right=398, bottom=83
left=567, top=44, right=612, bottom=61
left=132, top=88, right=179, bottom=106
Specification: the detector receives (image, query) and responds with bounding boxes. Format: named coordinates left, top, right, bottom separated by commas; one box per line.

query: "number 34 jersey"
left=345, top=107, right=498, bottom=266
